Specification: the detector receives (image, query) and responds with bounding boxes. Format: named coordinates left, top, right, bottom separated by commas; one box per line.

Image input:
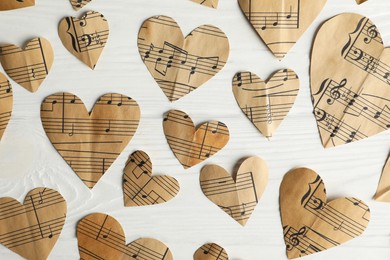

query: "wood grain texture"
left=0, top=0, right=389, bottom=259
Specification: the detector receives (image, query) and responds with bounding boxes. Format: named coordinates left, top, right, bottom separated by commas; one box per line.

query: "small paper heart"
left=191, top=0, right=219, bottom=9
left=0, top=37, right=54, bottom=93
left=0, top=0, right=34, bottom=11
left=0, top=188, right=67, bottom=259
left=123, top=150, right=180, bottom=207
left=163, top=109, right=229, bottom=169
left=70, top=0, right=92, bottom=11
left=200, top=157, right=268, bottom=226
left=194, top=243, right=228, bottom=260
left=280, top=168, right=370, bottom=259
left=59, top=11, right=109, bottom=70
left=232, top=69, right=299, bottom=138
left=0, top=73, right=13, bottom=141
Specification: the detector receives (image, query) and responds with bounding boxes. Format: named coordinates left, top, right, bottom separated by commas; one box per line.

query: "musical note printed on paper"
left=41, top=93, right=140, bottom=189
left=200, top=157, right=268, bottom=226
left=193, top=243, right=228, bottom=260
left=191, top=0, right=219, bottom=9
left=70, top=0, right=92, bottom=10
left=163, top=110, right=229, bottom=169
left=232, top=69, right=299, bottom=139
left=59, top=11, right=109, bottom=70
left=238, top=0, right=327, bottom=60
left=0, top=188, right=67, bottom=260
left=138, top=15, right=229, bottom=101
left=0, top=73, right=13, bottom=141
left=280, top=168, right=370, bottom=259
left=123, top=150, right=180, bottom=207
left=374, top=155, right=390, bottom=202
left=0, top=0, right=34, bottom=11
left=311, top=13, right=390, bottom=148
left=77, top=213, right=173, bottom=260
left=0, top=38, right=53, bottom=93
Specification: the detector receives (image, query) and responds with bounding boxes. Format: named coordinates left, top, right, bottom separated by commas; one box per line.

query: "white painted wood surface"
left=0, top=0, right=389, bottom=259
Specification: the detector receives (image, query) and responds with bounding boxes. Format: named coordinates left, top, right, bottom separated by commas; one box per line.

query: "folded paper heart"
left=0, top=37, right=53, bottom=93
left=311, top=13, right=390, bottom=148
left=163, top=109, right=229, bottom=169
left=280, top=168, right=370, bottom=259
left=59, top=11, right=109, bottom=70
left=41, top=92, right=140, bottom=189
left=200, top=157, right=268, bottom=226
left=0, top=187, right=67, bottom=259
left=191, top=0, right=219, bottom=9
left=0, top=0, right=34, bottom=11
left=138, top=15, right=229, bottom=101
left=238, top=0, right=327, bottom=60
left=233, top=69, right=299, bottom=138
left=70, top=0, right=92, bottom=10
left=123, top=150, right=180, bottom=207
left=77, top=213, right=173, bottom=259
left=194, top=243, right=228, bottom=260
left=0, top=73, right=13, bottom=141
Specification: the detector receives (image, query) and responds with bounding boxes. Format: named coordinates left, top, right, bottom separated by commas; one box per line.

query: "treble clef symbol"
left=289, top=226, right=307, bottom=247
left=364, top=24, right=378, bottom=44
left=328, top=78, right=347, bottom=105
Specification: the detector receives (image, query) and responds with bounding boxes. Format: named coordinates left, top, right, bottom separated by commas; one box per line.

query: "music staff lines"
left=219, top=201, right=257, bottom=222
left=193, top=25, right=228, bottom=39
left=199, top=243, right=228, bottom=260
left=200, top=171, right=256, bottom=196
left=244, top=9, right=299, bottom=30
left=146, top=16, right=180, bottom=30
left=242, top=103, right=295, bottom=124
left=235, top=70, right=298, bottom=86
left=0, top=80, right=12, bottom=99
left=156, top=79, right=196, bottom=99
left=0, top=39, right=42, bottom=55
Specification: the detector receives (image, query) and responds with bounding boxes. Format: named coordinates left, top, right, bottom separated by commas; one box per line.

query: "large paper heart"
left=123, top=150, right=180, bottom=207
left=77, top=213, right=173, bottom=260
left=0, top=0, right=34, bottom=11
left=0, top=38, right=54, bottom=93
left=41, top=93, right=140, bottom=189
left=138, top=15, right=229, bottom=102
left=193, top=243, right=228, bottom=260
left=70, top=0, right=91, bottom=10
left=191, top=0, right=219, bottom=9
left=163, top=109, right=229, bottom=169
left=238, top=0, right=327, bottom=60
left=280, top=168, right=370, bottom=259
left=200, top=157, right=268, bottom=226
left=0, top=187, right=67, bottom=259
left=233, top=69, right=299, bottom=138
left=0, top=73, right=13, bottom=141
left=59, top=11, right=109, bottom=70
left=311, top=13, right=390, bottom=148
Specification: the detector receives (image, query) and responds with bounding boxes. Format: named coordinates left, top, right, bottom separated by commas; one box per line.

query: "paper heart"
left=163, top=109, right=229, bottom=169
left=0, top=37, right=53, bottom=93
left=200, top=157, right=268, bottom=226
left=0, top=0, right=34, bottom=11
left=77, top=213, right=173, bottom=259
left=193, top=243, right=228, bottom=260
left=238, top=0, right=327, bottom=60
left=0, top=73, right=13, bottom=141
left=311, top=13, right=390, bottom=148
left=280, top=168, right=370, bottom=259
left=374, top=155, right=390, bottom=202
left=191, top=0, right=219, bottom=9
left=356, top=0, right=367, bottom=4
left=41, top=92, right=140, bottom=189
left=138, top=15, right=229, bottom=102
left=0, top=187, right=67, bottom=259
left=123, top=150, right=180, bottom=207
left=59, top=11, right=109, bottom=70
left=232, top=69, right=299, bottom=138
left=70, top=0, right=92, bottom=10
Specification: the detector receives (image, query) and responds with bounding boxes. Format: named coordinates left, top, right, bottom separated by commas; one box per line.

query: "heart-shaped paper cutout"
left=70, top=0, right=91, bottom=10
left=59, top=11, right=109, bottom=70
left=0, top=187, right=67, bottom=259
left=41, top=93, right=140, bottom=189
left=123, top=150, right=180, bottom=207
left=138, top=15, right=230, bottom=102
left=163, top=109, right=229, bottom=169
left=200, top=157, right=268, bottom=226
left=0, top=37, right=54, bottom=93
left=356, top=0, right=367, bottom=4
left=191, top=0, right=219, bottom=9
left=311, top=13, right=390, bottom=148
left=0, top=73, right=13, bottom=141
left=233, top=69, right=299, bottom=138
left=193, top=243, right=228, bottom=260
left=238, top=0, right=327, bottom=60
left=280, top=168, right=370, bottom=259
left=77, top=213, right=173, bottom=260
left=0, top=0, right=34, bottom=11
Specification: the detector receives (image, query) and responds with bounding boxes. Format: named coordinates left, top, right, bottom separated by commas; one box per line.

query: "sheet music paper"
left=163, top=109, right=229, bottom=169
left=193, top=243, right=228, bottom=260
left=138, top=15, right=229, bottom=102
left=280, top=168, right=370, bottom=259
left=0, top=188, right=67, bottom=260
left=0, top=38, right=53, bottom=93
left=374, top=155, right=390, bottom=202
left=123, top=150, right=180, bottom=207
left=77, top=213, right=173, bottom=260
left=41, top=92, right=140, bottom=189
left=238, top=0, right=327, bottom=60
left=232, top=69, right=299, bottom=139
left=0, top=73, right=12, bottom=141
left=59, top=11, right=109, bottom=70
left=200, top=157, right=268, bottom=226
left=70, top=0, right=92, bottom=10
left=311, top=13, right=390, bottom=148
left=191, top=0, right=219, bottom=9
left=0, top=0, right=34, bottom=11
left=356, top=0, right=367, bottom=4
